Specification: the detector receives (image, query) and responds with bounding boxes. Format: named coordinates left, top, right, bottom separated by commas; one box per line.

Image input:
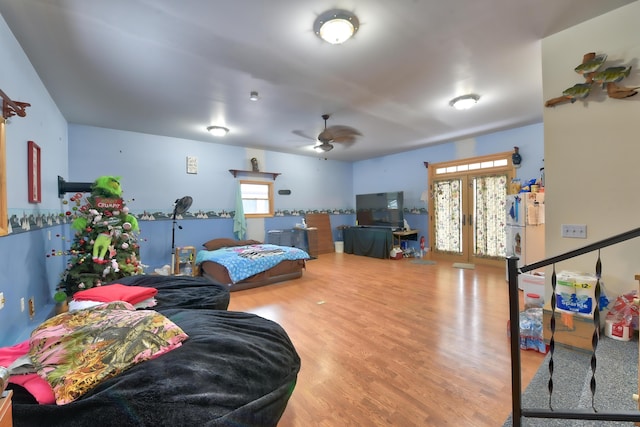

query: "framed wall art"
left=28, top=140, right=41, bottom=203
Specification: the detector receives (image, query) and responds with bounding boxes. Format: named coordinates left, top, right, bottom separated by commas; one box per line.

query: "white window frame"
left=240, top=180, right=274, bottom=218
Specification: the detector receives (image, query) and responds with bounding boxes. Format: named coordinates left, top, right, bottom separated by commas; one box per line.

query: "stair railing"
left=508, top=226, right=640, bottom=426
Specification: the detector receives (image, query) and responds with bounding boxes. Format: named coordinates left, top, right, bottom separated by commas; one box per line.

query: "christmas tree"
left=59, top=176, right=143, bottom=296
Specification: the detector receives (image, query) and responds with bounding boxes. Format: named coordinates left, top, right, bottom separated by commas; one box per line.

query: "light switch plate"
left=561, top=224, right=587, bottom=239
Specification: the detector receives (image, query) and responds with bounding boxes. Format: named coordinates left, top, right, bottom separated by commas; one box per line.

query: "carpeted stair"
left=504, top=335, right=639, bottom=426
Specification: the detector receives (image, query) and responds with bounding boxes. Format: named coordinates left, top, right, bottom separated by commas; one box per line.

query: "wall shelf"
left=229, top=169, right=281, bottom=180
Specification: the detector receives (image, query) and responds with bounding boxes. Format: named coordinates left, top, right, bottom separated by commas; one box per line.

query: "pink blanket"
left=0, top=340, right=55, bottom=404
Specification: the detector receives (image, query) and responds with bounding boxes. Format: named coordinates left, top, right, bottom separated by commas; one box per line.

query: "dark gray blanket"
left=110, top=274, right=231, bottom=311
left=10, top=275, right=299, bottom=426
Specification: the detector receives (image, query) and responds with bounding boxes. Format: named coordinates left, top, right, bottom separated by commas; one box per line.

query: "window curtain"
left=474, top=175, right=507, bottom=258
left=434, top=179, right=462, bottom=253
left=233, top=183, right=247, bottom=239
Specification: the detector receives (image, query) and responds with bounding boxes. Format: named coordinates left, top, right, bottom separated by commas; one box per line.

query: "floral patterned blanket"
left=29, top=301, right=188, bottom=404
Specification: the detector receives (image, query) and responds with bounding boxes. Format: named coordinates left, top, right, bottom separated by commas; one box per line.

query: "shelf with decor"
left=173, top=246, right=197, bottom=276
left=228, top=169, right=281, bottom=180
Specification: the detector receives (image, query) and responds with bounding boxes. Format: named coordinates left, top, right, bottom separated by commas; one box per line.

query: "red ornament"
left=65, top=211, right=72, bottom=216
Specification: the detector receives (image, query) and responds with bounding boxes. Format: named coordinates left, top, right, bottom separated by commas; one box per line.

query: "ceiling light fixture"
left=314, top=143, right=333, bottom=153
left=249, top=91, right=259, bottom=101
left=449, top=94, right=480, bottom=110
left=314, top=9, right=359, bottom=45
left=206, top=125, right=229, bottom=137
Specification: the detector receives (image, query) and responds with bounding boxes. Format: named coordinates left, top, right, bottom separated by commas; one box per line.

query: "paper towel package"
left=555, top=271, right=598, bottom=316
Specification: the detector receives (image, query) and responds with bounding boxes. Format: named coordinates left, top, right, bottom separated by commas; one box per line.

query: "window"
left=240, top=180, right=274, bottom=218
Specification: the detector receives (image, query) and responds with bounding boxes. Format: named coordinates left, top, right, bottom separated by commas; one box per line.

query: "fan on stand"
left=170, top=196, right=193, bottom=275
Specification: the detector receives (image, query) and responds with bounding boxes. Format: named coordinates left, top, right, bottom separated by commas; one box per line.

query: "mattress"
left=200, top=259, right=305, bottom=291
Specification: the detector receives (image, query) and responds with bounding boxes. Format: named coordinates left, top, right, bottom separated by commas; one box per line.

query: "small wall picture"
left=28, top=140, right=41, bottom=203
left=186, top=156, right=198, bottom=174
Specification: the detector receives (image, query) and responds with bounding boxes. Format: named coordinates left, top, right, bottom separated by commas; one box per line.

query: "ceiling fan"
left=294, top=114, right=362, bottom=153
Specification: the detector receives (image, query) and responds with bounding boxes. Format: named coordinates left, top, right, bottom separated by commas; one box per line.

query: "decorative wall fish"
left=562, top=83, right=592, bottom=102
left=546, top=52, right=635, bottom=107
left=574, top=54, right=607, bottom=75
left=592, top=66, right=632, bottom=87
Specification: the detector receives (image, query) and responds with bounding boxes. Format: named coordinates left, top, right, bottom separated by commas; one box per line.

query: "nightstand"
left=0, top=390, right=13, bottom=427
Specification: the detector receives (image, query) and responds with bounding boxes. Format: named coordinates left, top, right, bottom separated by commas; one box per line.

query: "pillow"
left=202, top=238, right=261, bottom=251
left=29, top=301, right=188, bottom=405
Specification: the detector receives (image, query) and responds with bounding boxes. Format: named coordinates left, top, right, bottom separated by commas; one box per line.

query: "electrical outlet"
left=28, top=297, right=35, bottom=319
left=561, top=224, right=587, bottom=239
left=20, top=297, right=25, bottom=312
left=0, top=292, right=4, bottom=310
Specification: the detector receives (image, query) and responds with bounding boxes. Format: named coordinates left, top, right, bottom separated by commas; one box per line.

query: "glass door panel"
left=470, top=174, right=508, bottom=266
left=432, top=177, right=465, bottom=260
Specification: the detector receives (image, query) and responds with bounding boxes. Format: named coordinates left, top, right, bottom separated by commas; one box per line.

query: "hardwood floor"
left=227, top=253, right=545, bottom=426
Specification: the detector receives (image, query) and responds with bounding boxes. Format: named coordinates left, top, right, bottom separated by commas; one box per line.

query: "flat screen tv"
left=355, top=191, right=404, bottom=229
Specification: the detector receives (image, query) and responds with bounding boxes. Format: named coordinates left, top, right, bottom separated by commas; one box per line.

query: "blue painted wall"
left=0, top=11, right=544, bottom=347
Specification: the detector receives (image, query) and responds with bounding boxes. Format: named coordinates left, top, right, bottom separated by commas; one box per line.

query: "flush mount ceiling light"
left=206, top=125, right=229, bottom=137
left=449, top=94, right=480, bottom=110
left=314, top=9, right=359, bottom=44
left=249, top=91, right=259, bottom=101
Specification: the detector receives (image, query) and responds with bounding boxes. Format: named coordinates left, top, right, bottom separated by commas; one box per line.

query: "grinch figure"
left=59, top=176, right=143, bottom=296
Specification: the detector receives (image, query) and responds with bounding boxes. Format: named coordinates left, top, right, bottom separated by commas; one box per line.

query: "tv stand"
left=343, top=227, right=393, bottom=259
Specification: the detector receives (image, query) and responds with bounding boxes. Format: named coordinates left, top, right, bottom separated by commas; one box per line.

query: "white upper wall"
left=542, top=1, right=640, bottom=295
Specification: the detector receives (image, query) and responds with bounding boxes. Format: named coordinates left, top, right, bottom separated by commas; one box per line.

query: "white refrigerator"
left=505, top=192, right=545, bottom=286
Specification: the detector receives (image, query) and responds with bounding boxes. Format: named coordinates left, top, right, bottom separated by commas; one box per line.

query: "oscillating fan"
left=170, top=196, right=193, bottom=274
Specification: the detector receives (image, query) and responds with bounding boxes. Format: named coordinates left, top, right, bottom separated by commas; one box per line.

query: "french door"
left=428, top=152, right=514, bottom=267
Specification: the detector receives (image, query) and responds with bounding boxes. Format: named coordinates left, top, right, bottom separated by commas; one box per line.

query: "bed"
left=197, top=238, right=310, bottom=291
left=4, top=275, right=301, bottom=427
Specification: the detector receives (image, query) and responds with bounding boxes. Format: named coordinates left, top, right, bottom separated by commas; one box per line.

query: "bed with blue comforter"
left=196, top=239, right=310, bottom=291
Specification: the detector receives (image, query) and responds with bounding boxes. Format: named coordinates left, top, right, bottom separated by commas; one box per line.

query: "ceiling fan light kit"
left=314, top=9, right=359, bottom=44
left=314, top=143, right=334, bottom=153
left=207, top=125, right=229, bottom=137
left=449, top=94, right=480, bottom=110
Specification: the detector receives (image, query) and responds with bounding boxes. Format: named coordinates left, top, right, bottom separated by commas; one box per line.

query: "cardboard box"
left=542, top=307, right=600, bottom=352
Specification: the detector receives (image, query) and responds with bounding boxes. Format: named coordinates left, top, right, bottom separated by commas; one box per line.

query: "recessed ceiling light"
left=206, top=125, right=229, bottom=137
left=314, top=9, right=359, bottom=45
left=249, top=91, right=259, bottom=101
left=449, top=94, right=480, bottom=110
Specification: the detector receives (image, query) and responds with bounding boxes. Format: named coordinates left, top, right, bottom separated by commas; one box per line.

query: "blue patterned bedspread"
left=196, top=244, right=310, bottom=283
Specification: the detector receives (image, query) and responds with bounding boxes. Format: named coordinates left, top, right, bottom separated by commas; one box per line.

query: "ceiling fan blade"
left=292, top=130, right=316, bottom=141
left=332, top=136, right=357, bottom=147
left=326, top=125, right=362, bottom=137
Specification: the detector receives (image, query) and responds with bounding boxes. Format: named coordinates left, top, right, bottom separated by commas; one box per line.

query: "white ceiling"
left=0, top=0, right=633, bottom=162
